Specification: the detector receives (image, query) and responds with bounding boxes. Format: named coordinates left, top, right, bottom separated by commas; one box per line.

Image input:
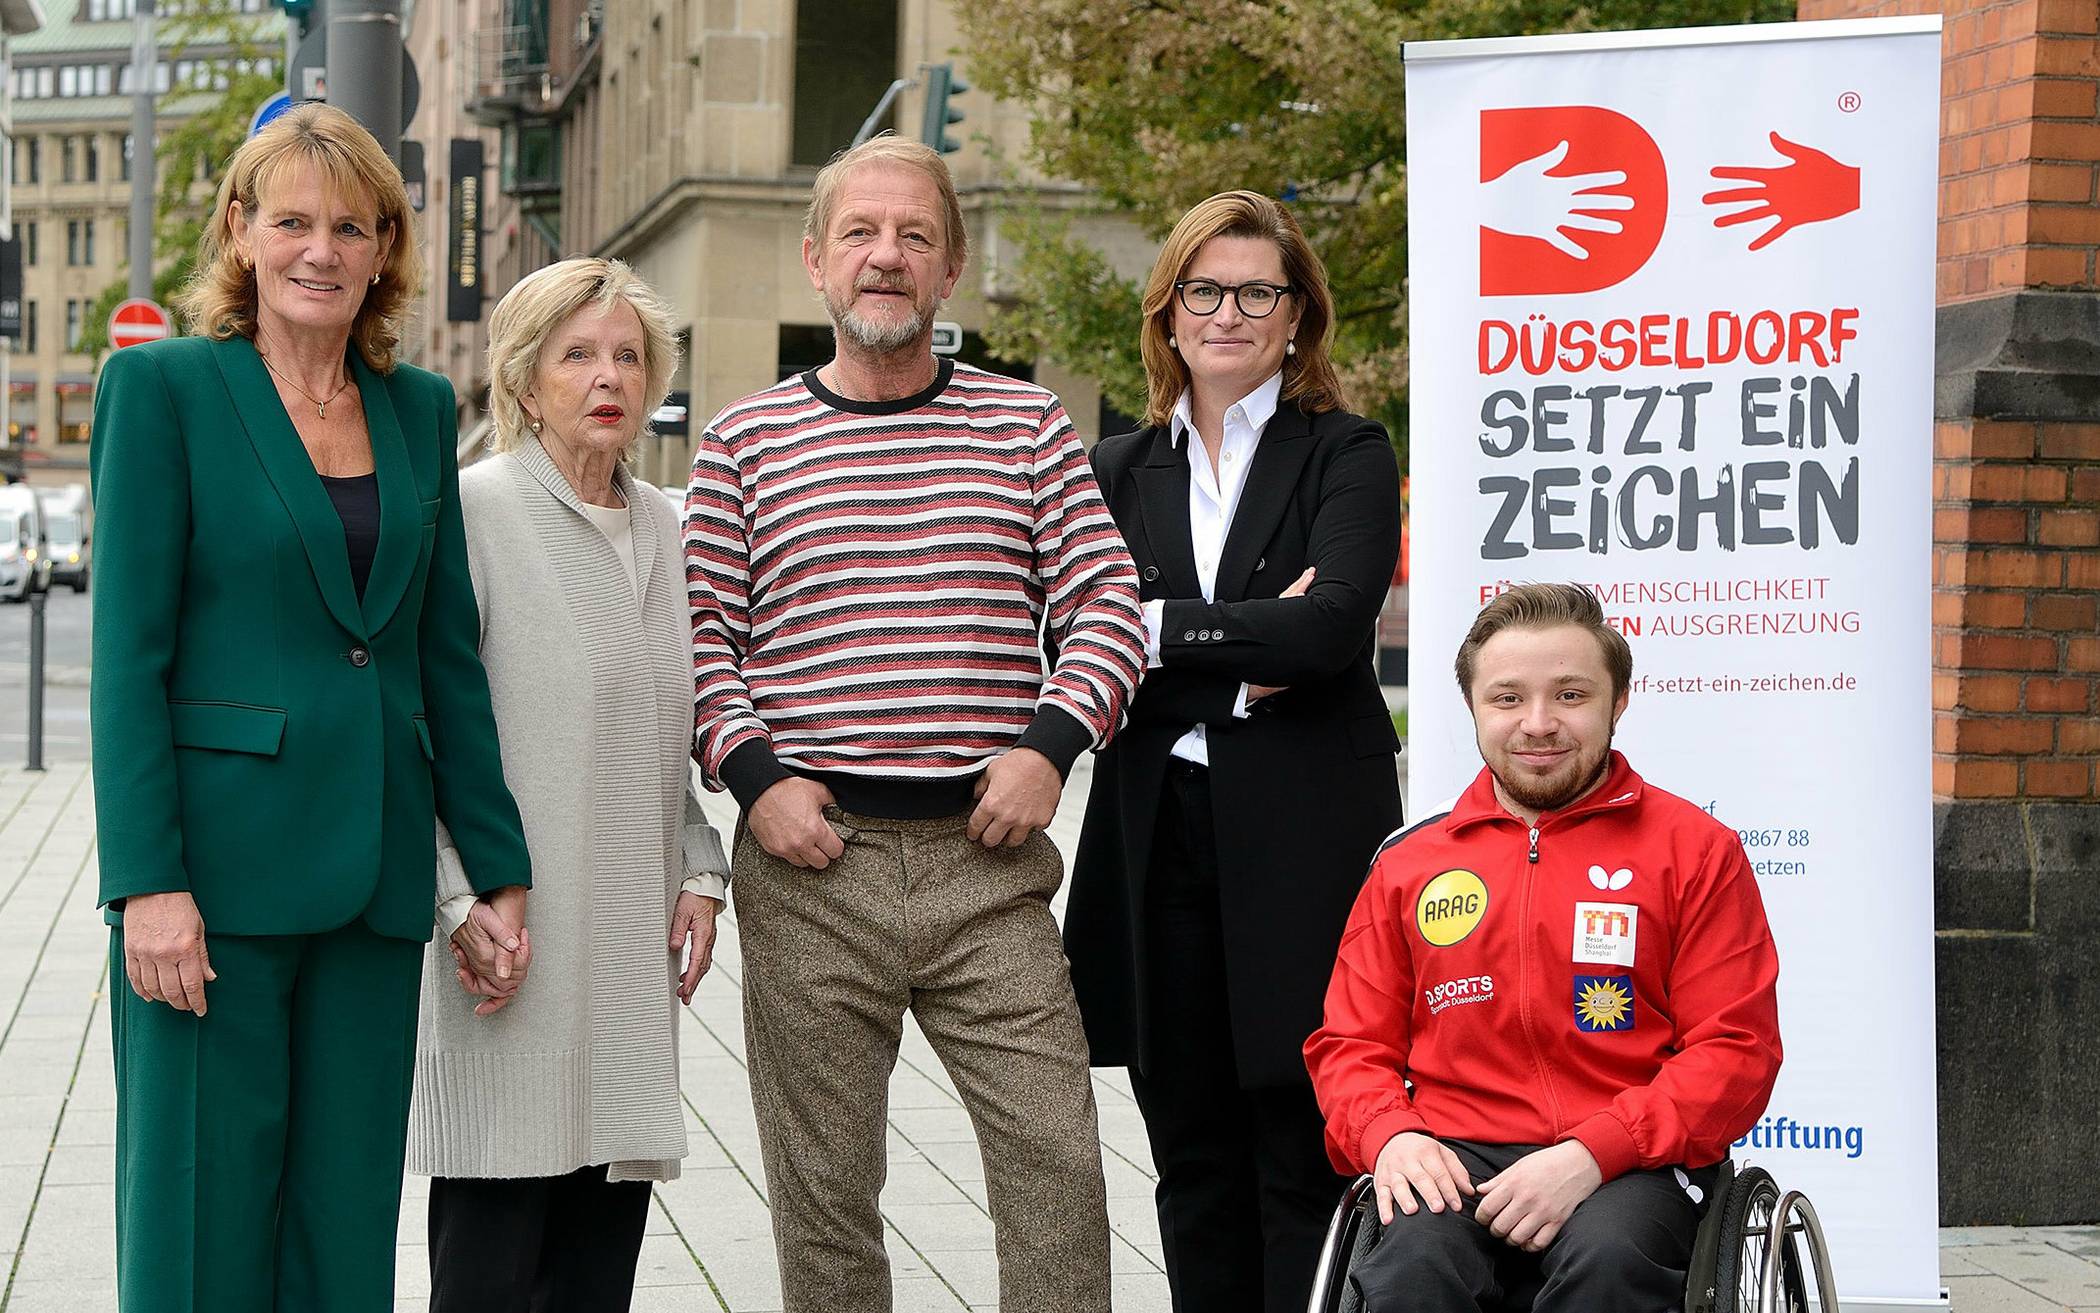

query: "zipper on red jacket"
left=1514, top=827, right=1565, bottom=1133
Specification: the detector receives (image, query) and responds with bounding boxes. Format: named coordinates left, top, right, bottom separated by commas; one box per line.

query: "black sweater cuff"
left=721, top=739, right=793, bottom=811
left=1014, top=705, right=1095, bottom=779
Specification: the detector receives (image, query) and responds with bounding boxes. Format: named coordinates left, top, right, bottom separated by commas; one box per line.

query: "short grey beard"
left=827, top=287, right=934, bottom=354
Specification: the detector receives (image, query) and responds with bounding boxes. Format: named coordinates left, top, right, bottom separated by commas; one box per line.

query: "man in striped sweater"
left=683, top=136, right=1145, bottom=1313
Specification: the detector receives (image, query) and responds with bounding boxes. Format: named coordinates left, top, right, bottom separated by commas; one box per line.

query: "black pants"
left=427, top=1164, right=653, bottom=1313
left=1352, top=1140, right=1717, bottom=1313
left=1132, top=761, right=1350, bottom=1313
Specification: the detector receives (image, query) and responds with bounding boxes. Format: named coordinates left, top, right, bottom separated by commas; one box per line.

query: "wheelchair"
left=1306, top=1159, right=1840, bottom=1313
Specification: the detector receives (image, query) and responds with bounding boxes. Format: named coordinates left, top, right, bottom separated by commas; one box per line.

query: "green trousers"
left=109, top=918, right=424, bottom=1312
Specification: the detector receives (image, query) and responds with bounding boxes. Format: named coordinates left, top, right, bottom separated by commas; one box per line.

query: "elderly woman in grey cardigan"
left=407, top=257, right=728, bottom=1313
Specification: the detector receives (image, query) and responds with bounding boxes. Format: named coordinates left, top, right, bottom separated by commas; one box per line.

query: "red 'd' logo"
left=1479, top=106, right=1668, bottom=297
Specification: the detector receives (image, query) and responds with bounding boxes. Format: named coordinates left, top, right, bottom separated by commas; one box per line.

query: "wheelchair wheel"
left=1705, top=1166, right=1810, bottom=1313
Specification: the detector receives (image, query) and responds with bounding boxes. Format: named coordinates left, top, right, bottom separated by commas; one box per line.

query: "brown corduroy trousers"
left=732, top=809, right=1112, bottom=1313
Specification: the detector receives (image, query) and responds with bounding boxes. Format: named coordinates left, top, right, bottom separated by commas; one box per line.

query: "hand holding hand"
left=1371, top=1131, right=1478, bottom=1224
left=746, top=777, right=846, bottom=870
left=1248, top=568, right=1315, bottom=703
left=122, top=890, right=216, bottom=1015
left=669, top=891, right=723, bottom=1003
left=967, top=747, right=1061, bottom=849
left=1474, top=1140, right=1604, bottom=1252
left=451, top=886, right=529, bottom=988
left=449, top=941, right=518, bottom=1017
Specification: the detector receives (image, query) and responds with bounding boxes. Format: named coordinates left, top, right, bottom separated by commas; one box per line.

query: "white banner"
left=1404, top=18, right=1942, bottom=1308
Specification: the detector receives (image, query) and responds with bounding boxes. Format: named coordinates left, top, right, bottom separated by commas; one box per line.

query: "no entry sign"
left=109, top=298, right=172, bottom=350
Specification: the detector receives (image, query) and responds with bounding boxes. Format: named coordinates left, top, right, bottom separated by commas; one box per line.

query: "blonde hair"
left=485, top=258, right=683, bottom=456
left=1138, top=191, right=1346, bottom=428
left=1455, top=583, right=1634, bottom=701
left=804, top=135, right=967, bottom=273
left=178, top=103, right=419, bottom=372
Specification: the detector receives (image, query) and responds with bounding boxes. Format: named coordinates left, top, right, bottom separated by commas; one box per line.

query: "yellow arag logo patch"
left=1416, top=870, right=1489, bottom=947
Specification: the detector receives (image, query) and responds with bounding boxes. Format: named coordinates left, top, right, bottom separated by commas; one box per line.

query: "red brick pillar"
left=1797, top=0, right=2100, bottom=1224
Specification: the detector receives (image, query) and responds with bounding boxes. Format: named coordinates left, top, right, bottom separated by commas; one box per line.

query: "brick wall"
left=1799, top=0, right=2100, bottom=1224
left=1801, top=0, right=2100, bottom=806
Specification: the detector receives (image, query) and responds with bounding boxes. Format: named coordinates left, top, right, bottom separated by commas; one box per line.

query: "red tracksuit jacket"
left=1305, top=752, right=1781, bottom=1182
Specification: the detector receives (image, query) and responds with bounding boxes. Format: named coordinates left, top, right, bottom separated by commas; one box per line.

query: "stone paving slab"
left=0, top=759, right=2095, bottom=1311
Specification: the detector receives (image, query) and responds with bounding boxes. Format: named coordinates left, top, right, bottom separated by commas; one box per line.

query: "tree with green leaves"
left=77, top=1, right=282, bottom=356
left=957, top=0, right=1793, bottom=461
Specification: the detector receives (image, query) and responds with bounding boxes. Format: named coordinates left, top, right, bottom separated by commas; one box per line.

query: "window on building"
left=36, top=67, right=53, bottom=98
left=7, top=300, right=36, bottom=354
left=84, top=137, right=99, bottom=183
left=22, top=223, right=36, bottom=267
left=95, top=64, right=113, bottom=96
left=790, top=0, right=900, bottom=168
left=60, top=137, right=76, bottom=183
left=121, top=134, right=132, bottom=181
left=65, top=300, right=82, bottom=351
left=66, top=220, right=94, bottom=267
left=58, top=66, right=77, bottom=97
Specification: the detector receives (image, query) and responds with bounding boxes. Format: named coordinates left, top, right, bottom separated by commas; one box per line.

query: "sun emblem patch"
left=1572, top=975, right=1635, bottom=1032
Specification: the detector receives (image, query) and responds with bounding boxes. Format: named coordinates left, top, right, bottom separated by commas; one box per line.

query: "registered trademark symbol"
left=1837, top=91, right=1862, bottom=112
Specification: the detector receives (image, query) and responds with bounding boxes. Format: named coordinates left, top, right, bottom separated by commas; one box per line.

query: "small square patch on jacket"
left=1573, top=974, right=1635, bottom=1032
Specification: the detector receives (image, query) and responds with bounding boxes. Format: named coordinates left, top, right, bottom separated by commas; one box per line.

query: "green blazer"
left=88, top=334, right=531, bottom=942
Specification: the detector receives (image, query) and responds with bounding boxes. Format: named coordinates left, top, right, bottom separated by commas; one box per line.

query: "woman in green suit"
left=90, top=104, right=532, bottom=1312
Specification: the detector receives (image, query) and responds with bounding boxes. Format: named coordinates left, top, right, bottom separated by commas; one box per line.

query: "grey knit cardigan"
left=407, top=441, right=727, bottom=1182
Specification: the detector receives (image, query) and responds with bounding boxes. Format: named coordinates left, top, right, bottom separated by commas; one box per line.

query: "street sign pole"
left=25, top=589, right=44, bottom=772
left=129, top=0, right=156, bottom=301
left=325, top=0, right=403, bottom=162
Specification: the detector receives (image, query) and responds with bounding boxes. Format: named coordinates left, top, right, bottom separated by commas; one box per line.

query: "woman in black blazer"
left=1068, top=191, right=1404, bottom=1312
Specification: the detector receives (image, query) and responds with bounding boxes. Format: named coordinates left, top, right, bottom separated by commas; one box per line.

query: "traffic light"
left=920, top=63, right=968, bottom=155
left=273, top=0, right=319, bottom=39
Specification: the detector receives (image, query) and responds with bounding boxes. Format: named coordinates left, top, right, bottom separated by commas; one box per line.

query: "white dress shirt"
left=1142, top=371, right=1282, bottom=765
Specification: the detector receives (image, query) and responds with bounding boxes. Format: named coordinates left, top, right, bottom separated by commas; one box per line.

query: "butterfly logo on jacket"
left=1587, top=864, right=1633, bottom=891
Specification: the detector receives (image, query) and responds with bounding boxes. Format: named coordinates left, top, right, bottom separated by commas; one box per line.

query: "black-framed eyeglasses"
left=1174, top=279, right=1296, bottom=319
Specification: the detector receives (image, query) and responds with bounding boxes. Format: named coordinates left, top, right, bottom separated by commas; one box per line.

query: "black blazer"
left=1066, top=401, right=1405, bottom=1088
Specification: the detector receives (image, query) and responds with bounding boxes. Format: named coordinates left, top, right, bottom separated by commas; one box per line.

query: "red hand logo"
left=1702, top=132, right=1861, bottom=252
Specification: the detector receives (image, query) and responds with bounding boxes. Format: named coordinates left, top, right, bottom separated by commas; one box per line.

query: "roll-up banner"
left=1404, top=18, right=1943, bottom=1309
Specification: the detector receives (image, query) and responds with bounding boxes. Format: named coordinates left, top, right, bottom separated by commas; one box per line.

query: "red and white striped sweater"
left=684, top=360, right=1146, bottom=817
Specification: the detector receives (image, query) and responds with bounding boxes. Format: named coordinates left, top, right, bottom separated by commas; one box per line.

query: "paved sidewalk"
left=1, top=758, right=2096, bottom=1310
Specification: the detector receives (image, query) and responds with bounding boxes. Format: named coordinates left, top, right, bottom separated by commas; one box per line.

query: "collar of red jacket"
left=1446, top=750, right=1646, bottom=834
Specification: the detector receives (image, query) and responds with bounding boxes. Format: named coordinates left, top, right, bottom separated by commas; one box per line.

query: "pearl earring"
left=529, top=418, right=543, bottom=433
left=371, top=273, right=380, bottom=285
left=1287, top=341, right=1296, bottom=355
left=1168, top=336, right=1177, bottom=350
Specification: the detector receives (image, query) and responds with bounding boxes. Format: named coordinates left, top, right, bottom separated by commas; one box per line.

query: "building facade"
left=415, top=0, right=1153, bottom=487
left=0, top=0, right=50, bottom=481
left=3, top=0, right=279, bottom=484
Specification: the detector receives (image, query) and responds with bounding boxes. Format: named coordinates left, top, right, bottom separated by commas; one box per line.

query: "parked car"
left=43, top=507, right=88, bottom=592
left=0, top=486, right=50, bottom=602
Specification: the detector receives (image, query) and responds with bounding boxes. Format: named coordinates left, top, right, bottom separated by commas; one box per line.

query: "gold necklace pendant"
left=260, top=350, right=352, bottom=421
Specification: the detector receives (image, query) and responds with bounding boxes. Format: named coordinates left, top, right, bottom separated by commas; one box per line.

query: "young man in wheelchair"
left=1305, top=583, right=1782, bottom=1312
